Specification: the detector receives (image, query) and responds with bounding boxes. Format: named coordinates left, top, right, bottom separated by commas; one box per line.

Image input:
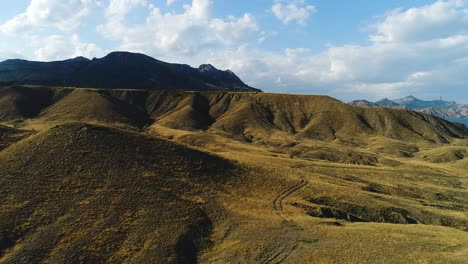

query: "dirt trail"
left=273, top=175, right=308, bottom=212
left=259, top=175, right=308, bottom=264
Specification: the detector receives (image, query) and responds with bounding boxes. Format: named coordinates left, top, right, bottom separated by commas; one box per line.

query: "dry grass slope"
left=0, top=123, right=237, bottom=263
left=0, top=85, right=467, bottom=263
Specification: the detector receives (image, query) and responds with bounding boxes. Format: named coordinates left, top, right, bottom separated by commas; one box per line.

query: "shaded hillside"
left=0, top=125, right=33, bottom=151
left=0, top=86, right=58, bottom=121
left=39, top=89, right=149, bottom=127
left=0, top=123, right=236, bottom=263
left=0, top=52, right=260, bottom=92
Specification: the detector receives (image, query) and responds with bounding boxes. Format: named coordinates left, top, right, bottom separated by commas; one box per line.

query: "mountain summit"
left=0, top=51, right=260, bottom=92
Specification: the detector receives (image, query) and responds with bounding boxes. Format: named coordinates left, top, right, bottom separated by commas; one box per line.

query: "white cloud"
left=167, top=0, right=178, bottom=5
left=33, top=34, right=104, bottom=61
left=370, top=0, right=468, bottom=43
left=34, top=35, right=69, bottom=60
left=98, top=0, right=259, bottom=58
left=272, top=0, right=316, bottom=25
left=70, top=34, right=105, bottom=59
left=257, top=30, right=278, bottom=44
left=97, top=0, right=148, bottom=39
left=106, top=0, right=147, bottom=17
left=0, top=0, right=97, bottom=34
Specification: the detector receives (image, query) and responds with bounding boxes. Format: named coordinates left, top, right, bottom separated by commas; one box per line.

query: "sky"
left=0, top=0, right=467, bottom=102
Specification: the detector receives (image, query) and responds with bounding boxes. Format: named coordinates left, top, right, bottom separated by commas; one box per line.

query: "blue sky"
left=0, top=0, right=467, bottom=103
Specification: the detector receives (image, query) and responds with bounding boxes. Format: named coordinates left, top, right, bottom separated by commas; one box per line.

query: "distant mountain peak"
left=100, top=51, right=156, bottom=62
left=375, top=98, right=400, bottom=107
left=349, top=100, right=378, bottom=108
left=395, top=95, right=419, bottom=103
left=349, top=95, right=468, bottom=120
left=198, top=64, right=218, bottom=73
left=106, top=51, right=146, bottom=57
left=68, top=56, right=90, bottom=63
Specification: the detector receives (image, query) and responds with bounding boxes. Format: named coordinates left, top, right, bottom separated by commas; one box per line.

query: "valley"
left=0, top=85, right=467, bottom=263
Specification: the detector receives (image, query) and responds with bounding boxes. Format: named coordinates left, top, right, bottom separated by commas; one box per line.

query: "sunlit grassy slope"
left=0, top=85, right=467, bottom=263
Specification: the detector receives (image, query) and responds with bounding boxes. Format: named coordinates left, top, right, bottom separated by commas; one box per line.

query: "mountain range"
left=0, top=51, right=260, bottom=92
left=350, top=96, right=468, bottom=124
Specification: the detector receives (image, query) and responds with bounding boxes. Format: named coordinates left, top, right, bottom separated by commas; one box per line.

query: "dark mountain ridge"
left=0, top=51, right=260, bottom=92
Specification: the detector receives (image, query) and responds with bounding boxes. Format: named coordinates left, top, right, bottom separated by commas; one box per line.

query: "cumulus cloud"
left=272, top=0, right=316, bottom=25
left=105, top=0, right=147, bottom=17
left=0, top=0, right=97, bottom=33
left=32, top=34, right=104, bottom=61
left=240, top=39, right=466, bottom=99
left=370, top=0, right=468, bottom=43
left=98, top=0, right=259, bottom=59
left=97, top=0, right=148, bottom=39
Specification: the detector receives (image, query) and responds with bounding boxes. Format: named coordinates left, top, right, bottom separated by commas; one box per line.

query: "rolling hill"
left=0, top=85, right=467, bottom=263
left=0, top=122, right=238, bottom=263
left=0, top=52, right=260, bottom=92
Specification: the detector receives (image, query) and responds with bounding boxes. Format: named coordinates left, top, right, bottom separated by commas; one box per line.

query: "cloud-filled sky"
left=0, top=0, right=467, bottom=102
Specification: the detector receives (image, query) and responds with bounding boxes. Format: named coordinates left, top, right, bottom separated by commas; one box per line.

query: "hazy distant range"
left=350, top=96, right=468, bottom=126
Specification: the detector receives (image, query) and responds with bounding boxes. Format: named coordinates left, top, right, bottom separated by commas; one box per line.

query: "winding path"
left=273, top=175, right=308, bottom=212
left=261, top=175, right=308, bottom=264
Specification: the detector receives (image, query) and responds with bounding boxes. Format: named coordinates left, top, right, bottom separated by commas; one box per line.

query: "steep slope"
left=140, top=91, right=468, bottom=144
left=39, top=89, right=149, bottom=127
left=0, top=125, right=33, bottom=151
left=0, top=52, right=260, bottom=92
left=0, top=86, right=58, bottom=121
left=0, top=123, right=236, bottom=263
left=358, top=107, right=467, bottom=143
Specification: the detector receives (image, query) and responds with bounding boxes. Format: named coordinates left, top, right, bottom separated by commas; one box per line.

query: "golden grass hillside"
left=0, top=123, right=241, bottom=263
left=0, top=85, right=467, bottom=263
